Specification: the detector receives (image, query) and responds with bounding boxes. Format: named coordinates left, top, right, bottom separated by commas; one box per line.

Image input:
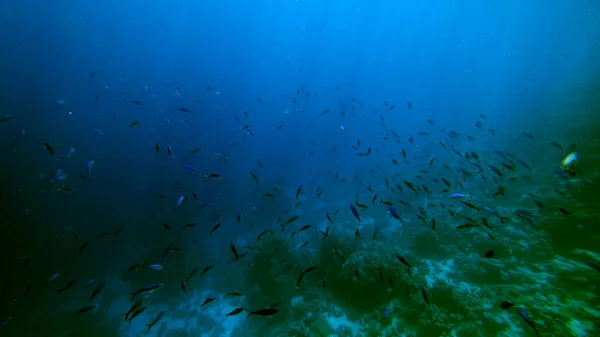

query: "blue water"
left=1, top=1, right=600, bottom=336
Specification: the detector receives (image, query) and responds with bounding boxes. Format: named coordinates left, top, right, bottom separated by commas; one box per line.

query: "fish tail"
left=146, top=324, right=152, bottom=332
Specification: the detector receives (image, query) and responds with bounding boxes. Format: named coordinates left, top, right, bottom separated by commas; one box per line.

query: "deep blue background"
left=1, top=1, right=599, bottom=336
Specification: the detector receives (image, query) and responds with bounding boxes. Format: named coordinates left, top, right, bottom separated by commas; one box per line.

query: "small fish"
left=419, top=283, right=429, bottom=305
left=74, top=305, right=98, bottom=316
left=403, top=180, right=418, bottom=195
left=146, top=310, right=166, bottom=332
left=22, top=284, right=33, bottom=298
left=128, top=121, right=140, bottom=128
left=161, top=222, right=172, bottom=233
left=67, top=147, right=76, bottom=158
left=46, top=272, right=60, bottom=282
left=247, top=308, right=278, bottom=317
left=149, top=264, right=164, bottom=270
left=448, top=193, right=468, bottom=199
left=201, top=297, right=216, bottom=308
left=388, top=206, right=402, bottom=222
left=183, top=223, right=196, bottom=229
left=350, top=205, right=362, bottom=222
left=204, top=172, right=221, bottom=181
left=185, top=164, right=201, bottom=175
left=500, top=301, right=515, bottom=309
left=484, top=250, right=495, bottom=258
left=532, top=198, right=544, bottom=211
left=483, top=207, right=509, bottom=223
left=227, top=292, right=243, bottom=297
left=482, top=217, right=493, bottom=231
left=395, top=254, right=412, bottom=268
left=89, top=281, right=106, bottom=300
left=185, top=267, right=200, bottom=282
left=380, top=305, right=389, bottom=321
left=456, top=224, right=480, bottom=229
left=296, top=185, right=303, bottom=200
left=213, top=152, right=228, bottom=163
left=558, top=207, right=572, bottom=215
left=297, top=224, right=312, bottom=234
left=80, top=279, right=96, bottom=289
left=0, top=114, right=13, bottom=124
left=357, top=146, right=371, bottom=156
left=0, top=317, right=12, bottom=328
left=487, top=164, right=503, bottom=178
left=550, top=142, right=563, bottom=150
left=180, top=280, right=187, bottom=293
left=517, top=308, right=540, bottom=336
left=587, top=260, right=600, bottom=273
left=130, top=283, right=163, bottom=302
left=296, top=266, right=317, bottom=287
left=114, top=226, right=125, bottom=235
left=230, top=242, right=240, bottom=259
left=122, top=300, right=144, bottom=321
left=86, top=160, right=95, bottom=176
left=210, top=223, right=221, bottom=234
left=225, top=307, right=245, bottom=318
left=176, top=195, right=186, bottom=208
left=461, top=200, right=480, bottom=211
left=59, top=277, right=78, bottom=293
left=373, top=227, right=380, bottom=240
left=256, top=225, right=274, bottom=242
left=128, top=306, right=147, bottom=323
left=78, top=240, right=91, bottom=254
left=43, top=142, right=56, bottom=155
left=493, top=186, right=505, bottom=198
left=282, top=215, right=299, bottom=228
left=199, top=265, right=215, bottom=278
left=354, top=227, right=361, bottom=240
